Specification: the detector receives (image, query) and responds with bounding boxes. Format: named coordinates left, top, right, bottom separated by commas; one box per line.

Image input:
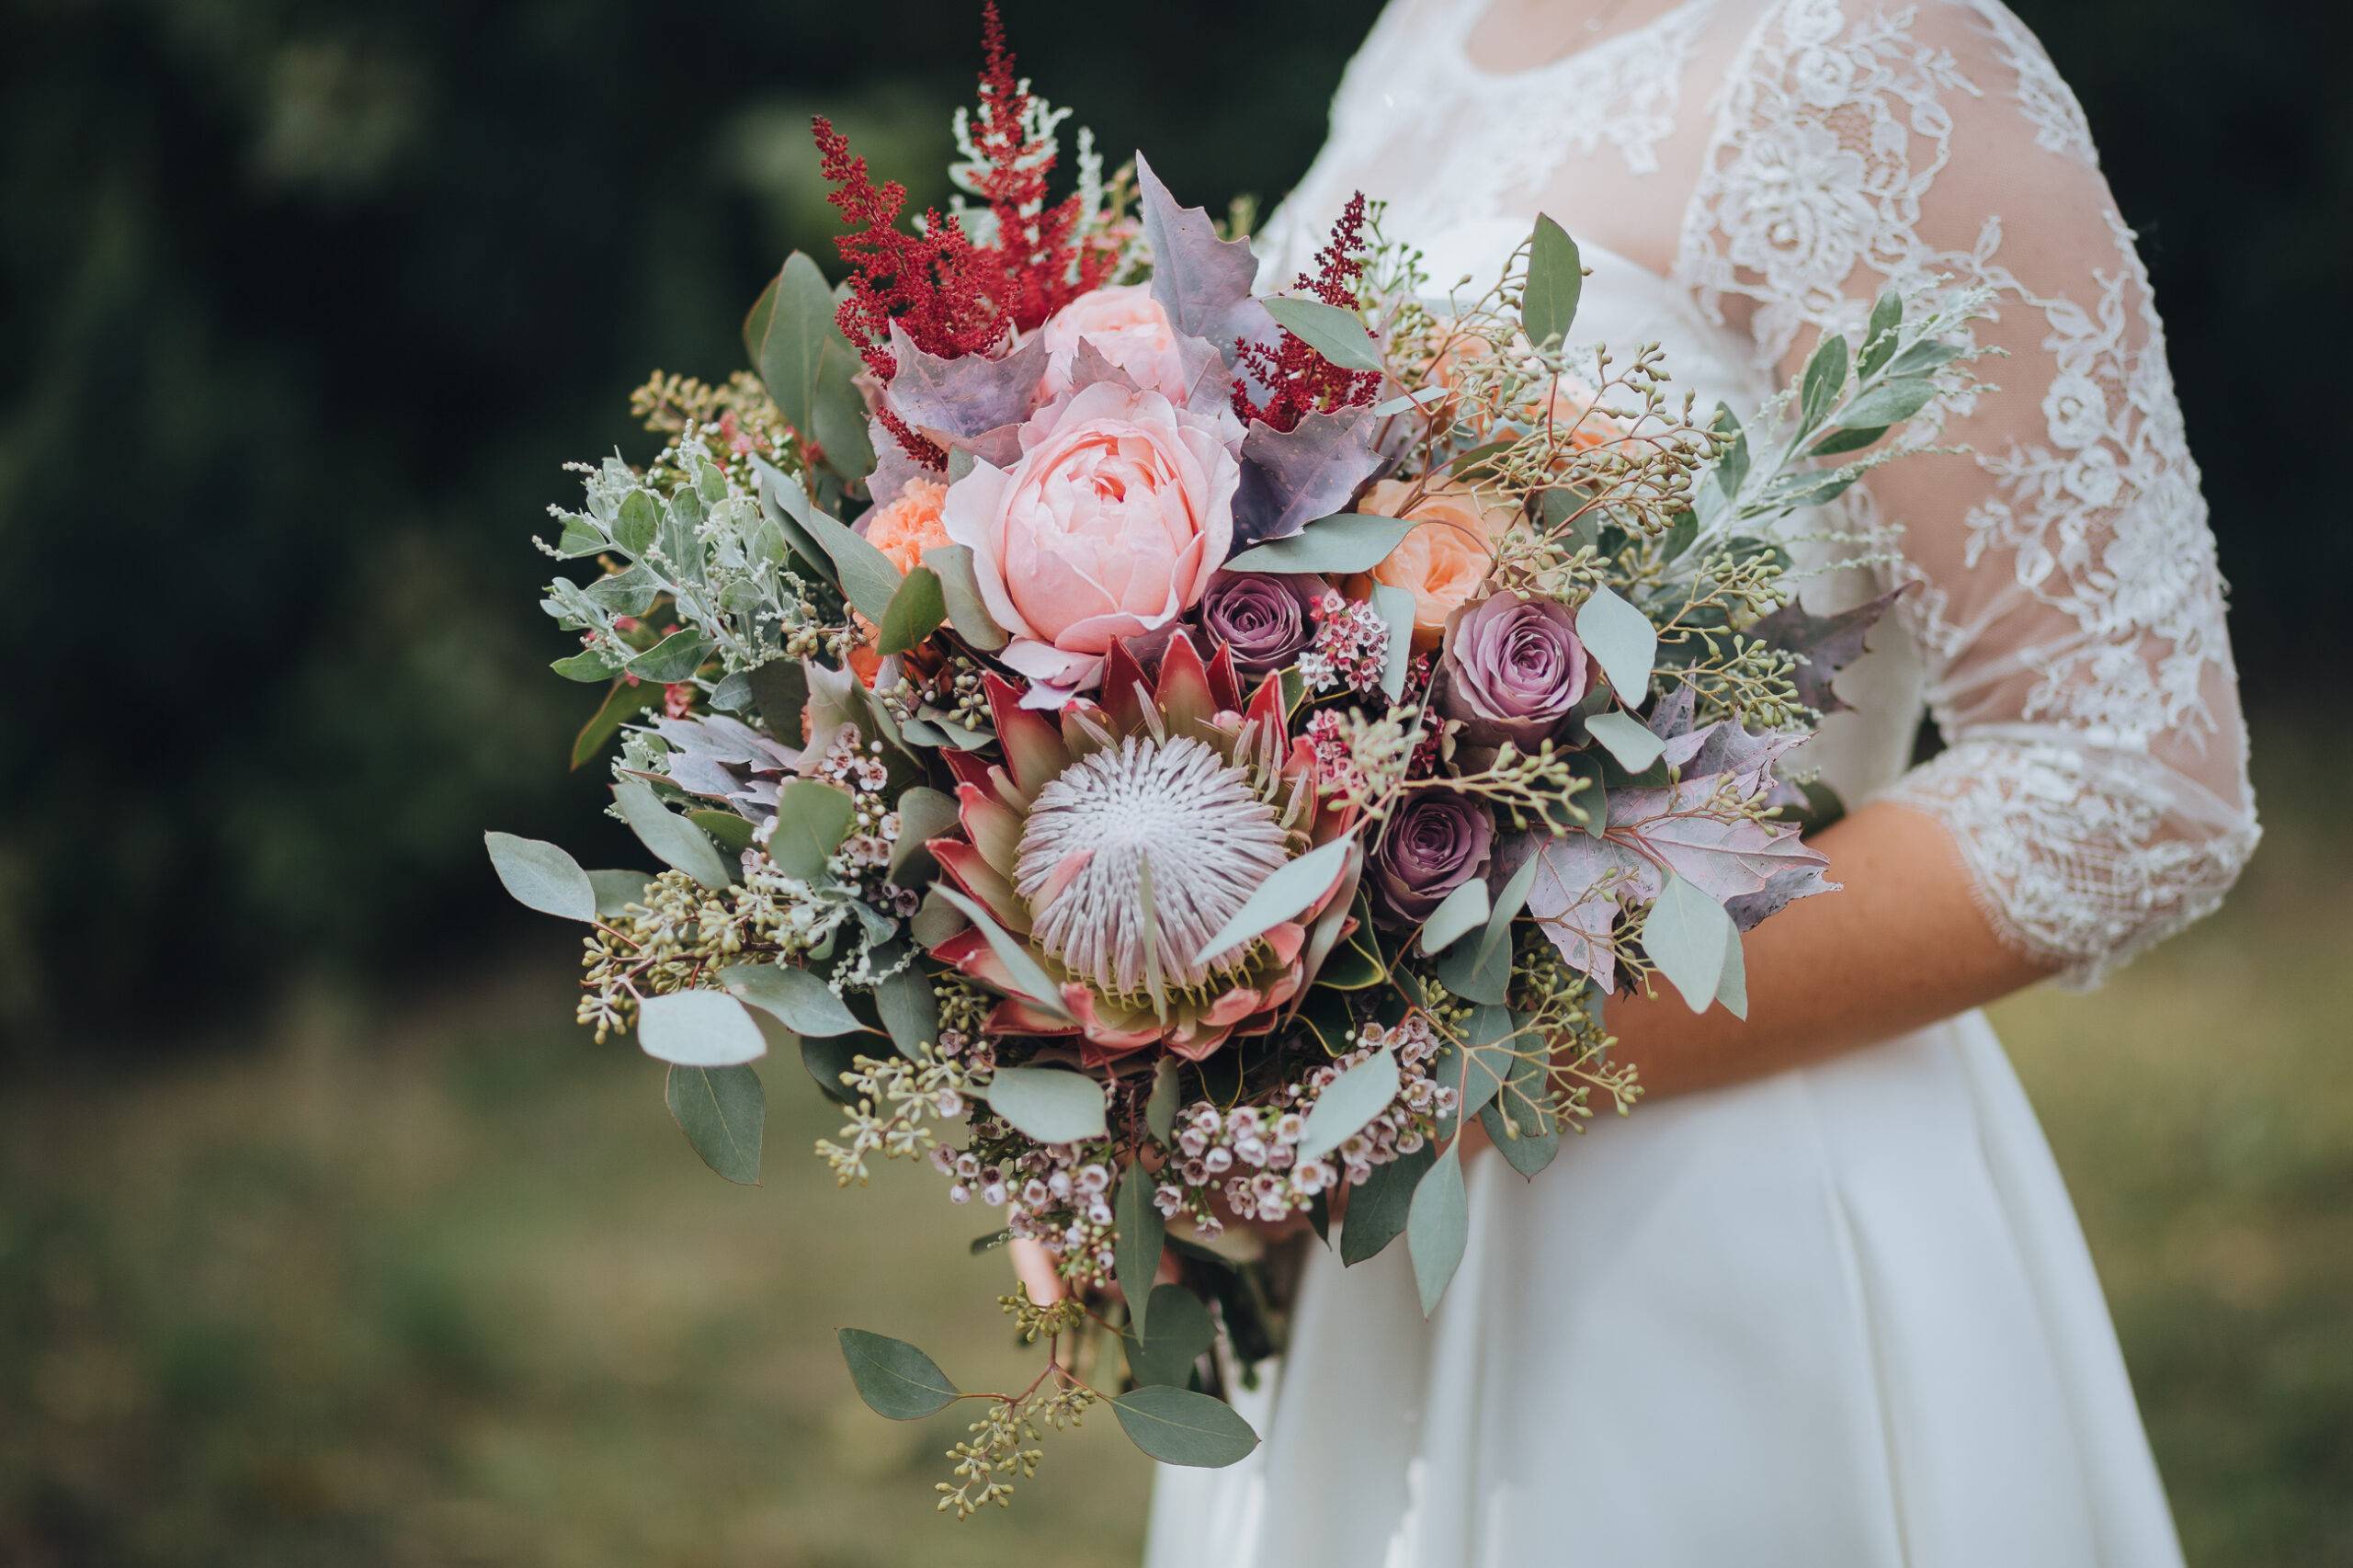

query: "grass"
left=2, top=732, right=2345, bottom=1566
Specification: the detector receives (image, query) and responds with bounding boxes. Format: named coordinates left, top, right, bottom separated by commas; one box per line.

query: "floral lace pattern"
left=1280, top=0, right=2256, bottom=985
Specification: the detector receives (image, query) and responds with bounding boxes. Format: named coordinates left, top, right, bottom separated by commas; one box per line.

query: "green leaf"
left=1298, top=1045, right=1400, bottom=1162
left=1574, top=584, right=1656, bottom=706
left=719, top=963, right=868, bottom=1038
left=585, top=868, right=652, bottom=916
left=1886, top=339, right=1965, bottom=378
left=875, top=962, right=940, bottom=1058
left=688, top=809, right=756, bottom=855
left=627, top=630, right=709, bottom=684
left=1144, top=1058, right=1183, bottom=1145
left=637, top=990, right=768, bottom=1067
left=1716, top=919, right=1750, bottom=1020
left=1433, top=1003, right=1515, bottom=1134
left=888, top=786, right=959, bottom=885
left=570, top=678, right=662, bottom=770
left=1221, top=515, right=1416, bottom=574
left=926, top=884, right=1073, bottom=1019
left=1459, top=851, right=1540, bottom=997
left=1523, top=213, right=1584, bottom=347
left=1191, top=835, right=1355, bottom=966
left=983, top=1065, right=1108, bottom=1143
left=665, top=1063, right=764, bottom=1184
left=1417, top=878, right=1490, bottom=956
left=1480, top=1041, right=1560, bottom=1178
left=1434, top=920, right=1511, bottom=1005
left=1640, top=871, right=1735, bottom=1013
left=484, top=832, right=597, bottom=921
left=1340, top=1145, right=1433, bottom=1266
left=767, top=779, right=857, bottom=881
left=1115, top=1168, right=1168, bottom=1338
left=836, top=1327, right=959, bottom=1420
left=612, top=488, right=659, bottom=554
left=877, top=566, right=947, bottom=655
left=555, top=517, right=606, bottom=557
left=1807, top=424, right=1888, bottom=458
left=1108, top=1385, right=1260, bottom=1468
left=615, top=779, right=731, bottom=889
left=1858, top=290, right=1904, bottom=379
left=1585, top=710, right=1665, bottom=772
left=745, top=658, right=809, bottom=737
left=1122, top=1283, right=1215, bottom=1388
left=550, top=649, right=613, bottom=683
left=800, top=1032, right=864, bottom=1104
left=1798, top=332, right=1850, bottom=435
left=1370, top=582, right=1415, bottom=700
left=1407, top=1145, right=1468, bottom=1316
left=925, top=542, right=1010, bottom=651
left=745, top=254, right=874, bottom=483
left=766, top=470, right=902, bottom=623
left=583, top=562, right=660, bottom=615
left=1258, top=294, right=1381, bottom=372
left=1836, top=374, right=1938, bottom=430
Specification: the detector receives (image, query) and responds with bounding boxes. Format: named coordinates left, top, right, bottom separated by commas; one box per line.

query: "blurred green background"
left=1, top=0, right=2346, bottom=1562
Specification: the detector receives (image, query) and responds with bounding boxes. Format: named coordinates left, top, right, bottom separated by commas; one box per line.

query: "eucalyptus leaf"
left=983, top=1065, right=1108, bottom=1144
left=1417, top=878, right=1490, bottom=956
left=1191, top=835, right=1355, bottom=966
left=875, top=963, right=940, bottom=1059
left=1259, top=294, right=1381, bottom=373
left=877, top=566, right=947, bottom=655
left=637, top=989, right=769, bottom=1067
left=928, top=884, right=1072, bottom=1019
left=925, top=543, right=1010, bottom=651
left=615, top=779, right=731, bottom=889
left=1575, top=584, right=1656, bottom=706
left=1340, top=1144, right=1434, bottom=1266
left=1144, top=1058, right=1183, bottom=1145
left=586, top=868, right=653, bottom=917
left=889, top=786, right=959, bottom=883
left=1108, top=1385, right=1260, bottom=1468
left=790, top=495, right=904, bottom=625
left=1585, top=710, right=1666, bottom=772
left=720, top=963, right=868, bottom=1039
left=1523, top=213, right=1584, bottom=347
left=1122, top=1283, right=1215, bottom=1388
left=836, top=1327, right=960, bottom=1420
left=1640, top=871, right=1735, bottom=1012
left=1715, top=919, right=1750, bottom=1020
left=571, top=678, right=663, bottom=770
left=1221, top=515, right=1415, bottom=575
left=1407, top=1146, right=1468, bottom=1316
left=665, top=1063, right=764, bottom=1184
left=484, top=832, right=597, bottom=921
left=1433, top=1003, right=1514, bottom=1134
left=1115, top=1169, right=1168, bottom=1339
left=767, top=779, right=857, bottom=881
left=1298, top=1046, right=1400, bottom=1162
left=688, top=809, right=756, bottom=855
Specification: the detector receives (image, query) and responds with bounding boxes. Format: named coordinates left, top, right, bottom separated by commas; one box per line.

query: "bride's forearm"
left=1596, top=800, right=2052, bottom=1099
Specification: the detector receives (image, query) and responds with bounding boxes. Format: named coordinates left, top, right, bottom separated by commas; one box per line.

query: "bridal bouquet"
left=487, top=4, right=1975, bottom=1516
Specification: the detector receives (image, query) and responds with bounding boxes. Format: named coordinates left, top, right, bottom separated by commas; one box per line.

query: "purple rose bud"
left=1199, top=571, right=1326, bottom=676
left=1369, top=790, right=1496, bottom=927
left=1437, top=592, right=1590, bottom=749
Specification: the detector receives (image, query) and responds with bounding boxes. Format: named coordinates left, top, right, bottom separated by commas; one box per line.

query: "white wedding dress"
left=1144, top=2, right=2259, bottom=1563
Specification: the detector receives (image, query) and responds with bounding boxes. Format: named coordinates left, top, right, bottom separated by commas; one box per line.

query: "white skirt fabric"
left=1142, top=1011, right=2185, bottom=1567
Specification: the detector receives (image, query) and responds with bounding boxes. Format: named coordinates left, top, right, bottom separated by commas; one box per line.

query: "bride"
left=1127, top=0, right=2259, bottom=1562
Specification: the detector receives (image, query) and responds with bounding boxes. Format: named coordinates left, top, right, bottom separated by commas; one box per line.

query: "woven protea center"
left=1015, top=733, right=1290, bottom=997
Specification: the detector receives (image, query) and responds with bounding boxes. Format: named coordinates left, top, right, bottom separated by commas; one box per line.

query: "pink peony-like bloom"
left=1038, top=283, right=1190, bottom=403
left=942, top=379, right=1240, bottom=704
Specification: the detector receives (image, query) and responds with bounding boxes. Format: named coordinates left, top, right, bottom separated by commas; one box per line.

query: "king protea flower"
left=927, top=633, right=1360, bottom=1066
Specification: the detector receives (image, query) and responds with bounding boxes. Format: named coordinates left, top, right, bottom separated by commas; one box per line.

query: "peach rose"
left=1348, top=479, right=1515, bottom=650
left=861, top=477, right=952, bottom=574
left=943, top=380, right=1240, bottom=704
left=1038, top=284, right=1190, bottom=403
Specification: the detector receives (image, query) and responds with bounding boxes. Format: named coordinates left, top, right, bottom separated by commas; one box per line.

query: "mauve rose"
left=1369, top=790, right=1495, bottom=927
left=1199, top=571, right=1324, bottom=676
left=1437, top=592, right=1590, bottom=749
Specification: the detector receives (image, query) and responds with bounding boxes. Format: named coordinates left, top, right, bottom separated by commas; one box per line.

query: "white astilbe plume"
left=1014, top=734, right=1289, bottom=997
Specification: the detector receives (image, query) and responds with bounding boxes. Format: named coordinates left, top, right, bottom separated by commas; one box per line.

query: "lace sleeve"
left=1677, top=0, right=2257, bottom=987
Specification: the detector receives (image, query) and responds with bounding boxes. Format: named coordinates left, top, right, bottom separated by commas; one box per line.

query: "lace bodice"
left=1263, top=0, right=2256, bottom=986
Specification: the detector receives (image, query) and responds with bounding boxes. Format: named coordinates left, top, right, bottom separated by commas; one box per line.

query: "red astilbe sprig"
left=1233, top=191, right=1384, bottom=433
left=963, top=1, right=1117, bottom=332
left=813, top=116, right=1006, bottom=384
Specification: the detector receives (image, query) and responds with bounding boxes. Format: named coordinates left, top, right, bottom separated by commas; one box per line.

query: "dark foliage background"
left=2, top=0, right=2342, bottom=1040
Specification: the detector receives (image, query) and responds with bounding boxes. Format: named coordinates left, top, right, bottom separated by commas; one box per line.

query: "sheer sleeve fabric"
left=1677, top=0, right=2257, bottom=986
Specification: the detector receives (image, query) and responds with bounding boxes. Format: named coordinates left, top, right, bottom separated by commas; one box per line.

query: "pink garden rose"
left=1038, top=283, right=1190, bottom=403
left=943, top=379, right=1240, bottom=704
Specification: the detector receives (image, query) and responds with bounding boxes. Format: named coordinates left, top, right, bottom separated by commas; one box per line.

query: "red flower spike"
left=964, top=2, right=1116, bottom=334
left=1233, top=191, right=1383, bottom=431
left=812, top=117, right=1006, bottom=380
